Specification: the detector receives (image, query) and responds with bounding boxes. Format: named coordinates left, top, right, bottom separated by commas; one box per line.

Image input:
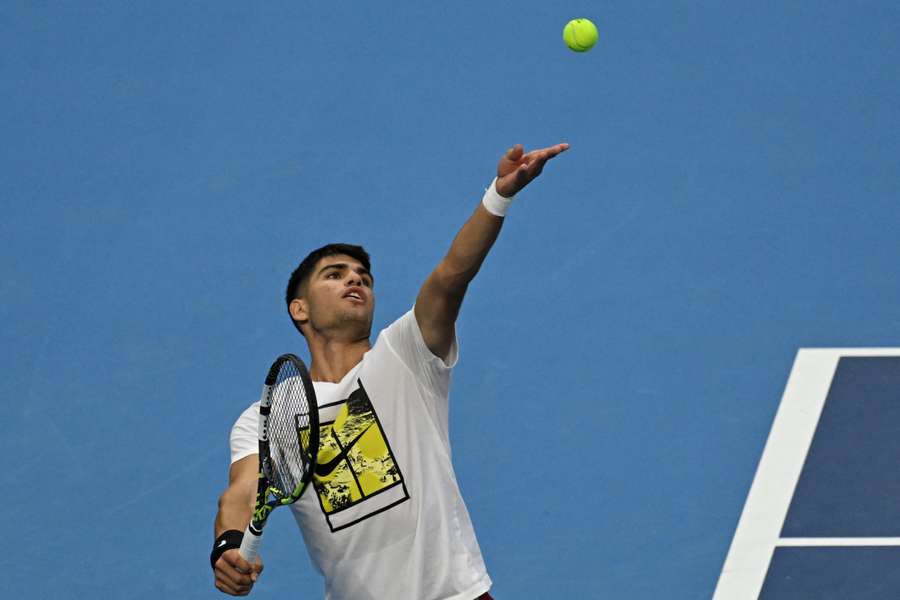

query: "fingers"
left=214, top=550, right=261, bottom=596
left=214, top=568, right=252, bottom=596
left=214, top=576, right=248, bottom=596
left=525, top=143, right=569, bottom=173
left=504, top=144, right=525, bottom=162
left=496, top=141, right=569, bottom=195
left=225, top=549, right=255, bottom=576
left=214, top=570, right=253, bottom=595
left=505, top=142, right=567, bottom=165
left=526, top=143, right=570, bottom=165
left=514, top=161, right=531, bottom=183
left=251, top=557, right=264, bottom=578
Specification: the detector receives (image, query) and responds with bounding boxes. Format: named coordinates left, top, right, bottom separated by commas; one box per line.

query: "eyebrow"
left=318, top=263, right=373, bottom=281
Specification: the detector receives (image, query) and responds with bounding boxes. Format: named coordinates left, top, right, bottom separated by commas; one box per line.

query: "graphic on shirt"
left=313, top=379, right=409, bottom=532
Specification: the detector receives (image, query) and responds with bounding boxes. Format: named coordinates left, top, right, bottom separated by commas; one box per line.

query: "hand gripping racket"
left=239, top=354, right=319, bottom=563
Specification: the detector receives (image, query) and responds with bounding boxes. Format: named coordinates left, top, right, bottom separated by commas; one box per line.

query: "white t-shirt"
left=230, top=309, right=492, bottom=600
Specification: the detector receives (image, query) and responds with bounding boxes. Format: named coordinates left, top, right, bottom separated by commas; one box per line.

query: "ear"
left=289, top=298, right=308, bottom=324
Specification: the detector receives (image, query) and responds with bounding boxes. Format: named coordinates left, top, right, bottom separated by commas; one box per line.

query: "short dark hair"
left=285, top=243, right=372, bottom=334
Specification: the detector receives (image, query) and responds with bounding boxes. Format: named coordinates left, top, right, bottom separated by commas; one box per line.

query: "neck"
left=305, top=333, right=371, bottom=383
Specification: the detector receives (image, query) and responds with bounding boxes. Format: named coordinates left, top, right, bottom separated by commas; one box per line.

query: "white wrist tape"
left=481, top=177, right=515, bottom=217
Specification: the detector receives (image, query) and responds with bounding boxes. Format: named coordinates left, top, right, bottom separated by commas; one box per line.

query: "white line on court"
left=713, top=348, right=900, bottom=600
left=777, top=538, right=900, bottom=547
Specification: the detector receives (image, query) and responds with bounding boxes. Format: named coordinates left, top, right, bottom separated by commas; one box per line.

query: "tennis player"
left=212, top=142, right=569, bottom=598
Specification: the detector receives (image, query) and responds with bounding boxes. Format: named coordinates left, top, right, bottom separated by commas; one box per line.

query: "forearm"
left=211, top=475, right=263, bottom=596
left=438, top=202, right=504, bottom=293
left=214, top=484, right=255, bottom=537
left=414, top=199, right=503, bottom=359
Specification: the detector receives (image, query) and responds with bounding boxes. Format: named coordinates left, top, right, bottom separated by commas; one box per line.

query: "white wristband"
left=481, top=177, right=515, bottom=217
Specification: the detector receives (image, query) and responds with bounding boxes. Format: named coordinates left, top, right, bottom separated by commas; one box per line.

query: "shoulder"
left=381, top=308, right=418, bottom=340
left=232, top=401, right=260, bottom=429
left=229, top=402, right=260, bottom=464
left=377, top=308, right=458, bottom=380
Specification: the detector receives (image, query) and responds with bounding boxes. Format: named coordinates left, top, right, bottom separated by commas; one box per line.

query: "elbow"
left=434, top=260, right=474, bottom=296
left=218, top=482, right=254, bottom=513
left=217, top=488, right=234, bottom=512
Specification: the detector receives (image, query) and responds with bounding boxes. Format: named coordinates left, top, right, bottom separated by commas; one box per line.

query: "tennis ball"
left=563, top=18, right=598, bottom=53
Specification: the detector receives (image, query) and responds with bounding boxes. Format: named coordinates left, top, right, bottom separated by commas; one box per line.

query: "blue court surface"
left=716, top=351, right=900, bottom=598
left=3, top=3, right=900, bottom=599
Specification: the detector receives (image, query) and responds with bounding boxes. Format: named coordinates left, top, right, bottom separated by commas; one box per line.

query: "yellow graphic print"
left=313, top=384, right=405, bottom=521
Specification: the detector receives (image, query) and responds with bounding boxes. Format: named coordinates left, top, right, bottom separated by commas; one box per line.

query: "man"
left=212, top=142, right=569, bottom=598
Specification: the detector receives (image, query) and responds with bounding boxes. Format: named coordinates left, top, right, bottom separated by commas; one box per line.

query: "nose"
left=346, top=271, right=362, bottom=286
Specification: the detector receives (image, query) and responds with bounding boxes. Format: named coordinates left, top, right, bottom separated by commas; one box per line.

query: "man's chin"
left=335, top=312, right=373, bottom=337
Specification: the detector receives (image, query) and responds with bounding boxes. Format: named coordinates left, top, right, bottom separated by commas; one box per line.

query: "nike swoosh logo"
left=217, top=540, right=227, bottom=547
left=315, top=424, right=374, bottom=477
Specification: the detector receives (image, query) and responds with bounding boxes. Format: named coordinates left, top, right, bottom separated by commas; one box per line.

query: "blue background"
left=2, top=2, right=899, bottom=598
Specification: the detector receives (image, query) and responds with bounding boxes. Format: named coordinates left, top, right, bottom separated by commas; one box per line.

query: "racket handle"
left=238, top=525, right=262, bottom=564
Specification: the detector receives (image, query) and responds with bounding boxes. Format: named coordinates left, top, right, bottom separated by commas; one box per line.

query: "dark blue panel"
left=782, top=357, right=900, bottom=537
left=761, top=546, right=900, bottom=599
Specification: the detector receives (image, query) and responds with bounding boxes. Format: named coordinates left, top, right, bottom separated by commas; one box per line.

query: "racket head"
left=260, top=353, right=320, bottom=503
left=240, top=354, right=320, bottom=563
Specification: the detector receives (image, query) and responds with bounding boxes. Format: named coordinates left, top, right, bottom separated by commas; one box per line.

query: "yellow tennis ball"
left=563, top=18, right=598, bottom=53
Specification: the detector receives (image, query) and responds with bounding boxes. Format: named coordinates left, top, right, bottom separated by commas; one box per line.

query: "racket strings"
left=266, top=362, right=313, bottom=496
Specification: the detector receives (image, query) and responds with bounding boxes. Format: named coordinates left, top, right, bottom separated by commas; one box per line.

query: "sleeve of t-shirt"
left=229, top=402, right=260, bottom=464
left=382, top=307, right=459, bottom=399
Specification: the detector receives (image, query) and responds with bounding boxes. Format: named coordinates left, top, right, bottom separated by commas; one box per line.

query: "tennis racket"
left=238, top=353, right=319, bottom=563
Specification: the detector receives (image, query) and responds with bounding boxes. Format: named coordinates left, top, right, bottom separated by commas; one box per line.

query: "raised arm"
left=415, top=142, right=569, bottom=360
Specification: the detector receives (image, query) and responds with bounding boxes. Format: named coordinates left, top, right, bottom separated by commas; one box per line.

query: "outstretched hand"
left=495, top=142, right=570, bottom=198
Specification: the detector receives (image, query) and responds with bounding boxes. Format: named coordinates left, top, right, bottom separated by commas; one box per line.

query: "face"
left=290, top=254, right=375, bottom=341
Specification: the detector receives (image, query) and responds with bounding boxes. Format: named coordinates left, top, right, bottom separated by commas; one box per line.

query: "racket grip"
left=238, top=525, right=262, bottom=564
